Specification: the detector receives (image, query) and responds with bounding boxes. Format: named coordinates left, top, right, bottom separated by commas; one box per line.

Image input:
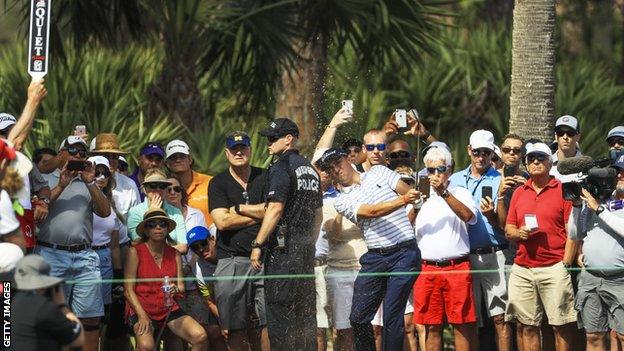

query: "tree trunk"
left=509, top=0, right=556, bottom=142
left=275, top=34, right=328, bottom=153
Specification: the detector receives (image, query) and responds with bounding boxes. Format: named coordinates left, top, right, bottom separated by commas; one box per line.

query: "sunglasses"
left=556, top=130, right=578, bottom=138
left=608, top=138, right=624, bottom=147
left=190, top=240, right=208, bottom=252
left=426, top=165, right=448, bottom=174
left=389, top=151, right=411, bottom=159
left=471, top=149, right=492, bottom=157
left=145, top=183, right=169, bottom=190
left=347, top=147, right=361, bottom=154
left=66, top=146, right=87, bottom=158
left=145, top=220, right=168, bottom=229
left=526, top=154, right=548, bottom=163
left=95, top=169, right=111, bottom=178
left=501, top=147, right=522, bottom=154
left=167, top=186, right=183, bottom=193
left=365, top=143, right=386, bottom=151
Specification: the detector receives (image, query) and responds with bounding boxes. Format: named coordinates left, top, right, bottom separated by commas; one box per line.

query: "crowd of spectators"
left=1, top=79, right=624, bottom=351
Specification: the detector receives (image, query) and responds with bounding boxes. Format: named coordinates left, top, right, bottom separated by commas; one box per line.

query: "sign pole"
left=27, top=0, right=51, bottom=81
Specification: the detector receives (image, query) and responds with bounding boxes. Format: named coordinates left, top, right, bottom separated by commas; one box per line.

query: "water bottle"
left=162, top=276, right=173, bottom=308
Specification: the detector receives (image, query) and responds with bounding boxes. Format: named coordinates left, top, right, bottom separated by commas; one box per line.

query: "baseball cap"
left=525, top=142, right=552, bottom=159
left=61, top=135, right=88, bottom=150
left=0, top=139, right=33, bottom=178
left=613, top=154, right=624, bottom=170
left=140, top=142, right=165, bottom=158
left=422, top=141, right=451, bottom=156
left=0, top=243, right=24, bottom=273
left=225, top=132, right=251, bottom=149
left=88, top=155, right=110, bottom=169
left=259, top=118, right=299, bottom=138
left=469, top=130, right=495, bottom=151
left=318, top=148, right=347, bottom=171
left=606, top=126, right=624, bottom=141
left=0, top=113, right=16, bottom=131
left=555, top=115, right=580, bottom=132
left=165, top=139, right=191, bottom=159
left=14, top=254, right=64, bottom=290
left=186, top=226, right=211, bottom=247
left=493, top=145, right=502, bottom=159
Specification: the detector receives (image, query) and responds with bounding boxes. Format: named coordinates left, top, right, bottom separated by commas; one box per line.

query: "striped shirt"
left=334, top=165, right=414, bottom=249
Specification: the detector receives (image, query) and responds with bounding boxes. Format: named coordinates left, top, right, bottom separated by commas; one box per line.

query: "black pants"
left=264, top=243, right=316, bottom=351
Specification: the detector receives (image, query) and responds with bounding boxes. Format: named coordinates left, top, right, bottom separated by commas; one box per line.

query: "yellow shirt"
left=186, top=171, right=213, bottom=227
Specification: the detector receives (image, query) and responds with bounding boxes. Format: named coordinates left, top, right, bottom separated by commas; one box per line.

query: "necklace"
left=146, top=243, right=163, bottom=261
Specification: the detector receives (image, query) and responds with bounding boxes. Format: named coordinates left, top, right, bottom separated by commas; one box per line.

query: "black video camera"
left=558, top=156, right=618, bottom=201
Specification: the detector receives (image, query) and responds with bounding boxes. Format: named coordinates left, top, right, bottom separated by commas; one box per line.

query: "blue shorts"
left=94, top=247, right=113, bottom=305
left=36, top=245, right=104, bottom=318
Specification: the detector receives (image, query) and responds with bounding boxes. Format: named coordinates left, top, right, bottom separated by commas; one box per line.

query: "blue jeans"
left=95, top=247, right=113, bottom=305
left=350, top=241, right=420, bottom=351
left=35, top=246, right=104, bottom=318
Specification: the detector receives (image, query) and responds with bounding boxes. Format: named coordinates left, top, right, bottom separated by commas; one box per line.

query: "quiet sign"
left=27, top=0, right=51, bottom=80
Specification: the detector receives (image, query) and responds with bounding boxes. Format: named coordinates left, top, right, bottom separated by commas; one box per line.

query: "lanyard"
left=465, top=167, right=489, bottom=196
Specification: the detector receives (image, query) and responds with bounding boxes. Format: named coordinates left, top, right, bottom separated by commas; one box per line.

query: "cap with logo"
left=555, top=115, right=580, bottom=132
left=469, top=130, right=495, bottom=151
left=226, top=132, right=251, bottom=149
left=186, top=226, right=211, bottom=247
left=61, top=135, right=88, bottom=150
left=259, top=118, right=299, bottom=138
left=165, top=139, right=191, bottom=159
left=525, top=142, right=552, bottom=159
left=606, top=126, right=624, bottom=141
left=0, top=113, right=16, bottom=131
left=140, top=142, right=165, bottom=158
left=317, top=148, right=347, bottom=171
left=14, top=254, right=64, bottom=290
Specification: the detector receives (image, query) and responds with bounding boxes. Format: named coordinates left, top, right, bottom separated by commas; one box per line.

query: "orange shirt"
left=186, top=171, right=213, bottom=227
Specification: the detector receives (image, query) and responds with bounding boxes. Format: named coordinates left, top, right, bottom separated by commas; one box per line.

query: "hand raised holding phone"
left=329, top=104, right=354, bottom=128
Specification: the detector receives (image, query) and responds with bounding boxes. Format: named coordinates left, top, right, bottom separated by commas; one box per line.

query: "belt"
left=37, top=240, right=90, bottom=252
left=422, top=256, right=469, bottom=268
left=470, top=245, right=508, bottom=255
left=92, top=244, right=109, bottom=250
left=367, top=239, right=416, bottom=256
left=314, top=257, right=327, bottom=267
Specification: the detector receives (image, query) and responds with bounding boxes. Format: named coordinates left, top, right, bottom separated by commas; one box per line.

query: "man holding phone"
left=504, top=142, right=577, bottom=351
left=448, top=130, right=511, bottom=351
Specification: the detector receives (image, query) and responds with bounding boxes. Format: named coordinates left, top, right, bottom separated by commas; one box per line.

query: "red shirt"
left=506, top=177, right=572, bottom=268
left=126, top=242, right=180, bottom=320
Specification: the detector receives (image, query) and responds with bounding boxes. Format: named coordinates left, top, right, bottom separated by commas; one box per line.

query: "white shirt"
left=112, top=172, right=140, bottom=244
left=92, top=207, right=122, bottom=246
left=334, top=165, right=415, bottom=249
left=415, top=186, right=477, bottom=261
left=0, top=190, right=20, bottom=235
left=17, top=175, right=32, bottom=210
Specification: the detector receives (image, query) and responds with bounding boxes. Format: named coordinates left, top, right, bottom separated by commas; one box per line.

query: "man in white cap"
left=551, top=115, right=583, bottom=182
left=448, top=129, right=511, bottom=350
left=11, top=254, right=85, bottom=350
left=504, top=142, right=577, bottom=351
left=165, top=139, right=214, bottom=232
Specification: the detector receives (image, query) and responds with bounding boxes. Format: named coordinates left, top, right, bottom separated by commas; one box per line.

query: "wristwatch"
left=40, top=197, right=50, bottom=205
left=251, top=239, right=263, bottom=249
left=440, top=189, right=450, bottom=199
left=595, top=205, right=606, bottom=215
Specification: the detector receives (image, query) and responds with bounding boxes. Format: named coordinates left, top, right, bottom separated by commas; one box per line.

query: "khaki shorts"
left=505, top=262, right=577, bottom=326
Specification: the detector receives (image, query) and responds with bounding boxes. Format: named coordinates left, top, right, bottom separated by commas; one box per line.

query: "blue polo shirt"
left=448, top=165, right=507, bottom=249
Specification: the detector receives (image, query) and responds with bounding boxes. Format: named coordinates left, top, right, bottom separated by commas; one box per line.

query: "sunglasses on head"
left=556, top=129, right=577, bottom=138
left=608, top=138, right=624, bottom=147
left=471, top=149, right=492, bottom=157
left=389, top=151, right=411, bottom=159
left=145, top=220, right=168, bottom=229
left=502, top=147, right=523, bottom=155
left=426, top=165, right=448, bottom=174
left=190, top=239, right=208, bottom=252
left=66, top=146, right=87, bottom=158
left=167, top=186, right=183, bottom=193
left=365, top=143, right=386, bottom=151
left=526, top=154, right=548, bottom=163
left=145, top=183, right=169, bottom=190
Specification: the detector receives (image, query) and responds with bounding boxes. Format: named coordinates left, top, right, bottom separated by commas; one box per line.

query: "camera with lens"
left=557, top=156, right=618, bottom=201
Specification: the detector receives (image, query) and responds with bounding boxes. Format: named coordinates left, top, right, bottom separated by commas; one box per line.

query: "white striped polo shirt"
left=334, top=165, right=415, bottom=249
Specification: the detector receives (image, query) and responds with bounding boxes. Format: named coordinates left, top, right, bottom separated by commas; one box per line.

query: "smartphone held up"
left=395, top=109, right=408, bottom=133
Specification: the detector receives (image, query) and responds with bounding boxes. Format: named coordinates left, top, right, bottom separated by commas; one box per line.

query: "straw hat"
left=137, top=208, right=176, bottom=236
left=142, top=169, right=172, bottom=186
left=92, top=133, right=127, bottom=155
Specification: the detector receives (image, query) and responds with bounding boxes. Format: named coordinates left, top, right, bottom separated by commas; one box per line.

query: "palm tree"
left=509, top=0, right=556, bottom=142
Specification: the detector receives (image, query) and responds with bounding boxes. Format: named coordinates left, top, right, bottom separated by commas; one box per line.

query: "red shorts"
left=413, top=259, right=476, bottom=325
left=16, top=209, right=35, bottom=249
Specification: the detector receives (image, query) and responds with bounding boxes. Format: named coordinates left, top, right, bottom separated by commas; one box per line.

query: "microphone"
left=556, top=156, right=595, bottom=175
left=587, top=166, right=617, bottom=179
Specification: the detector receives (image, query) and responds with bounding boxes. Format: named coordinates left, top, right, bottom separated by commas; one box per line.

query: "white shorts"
left=315, top=265, right=331, bottom=328
left=469, top=250, right=509, bottom=327
left=326, top=267, right=359, bottom=330
left=371, top=292, right=414, bottom=326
